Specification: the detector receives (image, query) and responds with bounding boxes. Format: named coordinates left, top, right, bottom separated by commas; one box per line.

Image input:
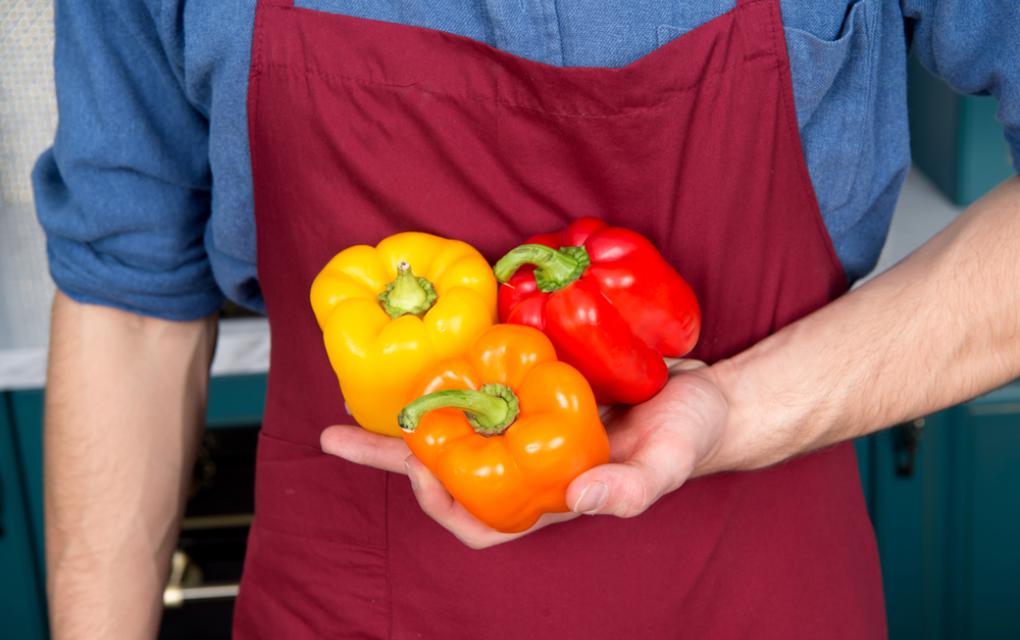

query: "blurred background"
left=0, top=2, right=1017, bottom=639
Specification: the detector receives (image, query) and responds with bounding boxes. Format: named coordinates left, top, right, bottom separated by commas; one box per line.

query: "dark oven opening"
left=159, top=425, right=258, bottom=640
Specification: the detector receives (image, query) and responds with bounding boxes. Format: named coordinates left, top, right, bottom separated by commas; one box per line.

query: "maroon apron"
left=236, top=0, right=886, bottom=637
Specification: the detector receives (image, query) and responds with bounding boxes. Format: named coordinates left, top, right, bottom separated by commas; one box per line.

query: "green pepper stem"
left=398, top=384, right=520, bottom=436
left=493, top=244, right=590, bottom=292
left=378, top=261, right=437, bottom=318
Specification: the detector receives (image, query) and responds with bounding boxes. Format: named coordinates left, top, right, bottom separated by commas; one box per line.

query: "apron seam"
left=257, top=57, right=775, bottom=120
left=249, top=0, right=269, bottom=293
left=257, top=427, right=326, bottom=451
left=248, top=519, right=388, bottom=549
left=250, top=4, right=264, bottom=80
left=767, top=0, right=849, bottom=286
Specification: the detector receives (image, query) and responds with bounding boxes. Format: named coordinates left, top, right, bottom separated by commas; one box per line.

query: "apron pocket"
left=251, top=431, right=388, bottom=549
left=780, top=0, right=878, bottom=212
left=659, top=0, right=878, bottom=213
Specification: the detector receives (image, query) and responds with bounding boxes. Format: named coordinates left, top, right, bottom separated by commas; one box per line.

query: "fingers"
left=597, top=404, right=619, bottom=422
left=598, top=359, right=707, bottom=426
left=567, top=463, right=665, bottom=518
left=319, top=424, right=410, bottom=474
left=664, top=357, right=708, bottom=373
left=321, top=430, right=577, bottom=549
left=403, top=456, right=579, bottom=549
left=580, top=368, right=728, bottom=517
left=403, top=456, right=516, bottom=548
left=567, top=430, right=696, bottom=518
left=402, top=456, right=457, bottom=519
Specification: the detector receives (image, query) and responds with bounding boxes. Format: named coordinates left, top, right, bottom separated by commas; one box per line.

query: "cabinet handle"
left=163, top=583, right=240, bottom=608
left=163, top=549, right=239, bottom=608
left=891, top=418, right=925, bottom=477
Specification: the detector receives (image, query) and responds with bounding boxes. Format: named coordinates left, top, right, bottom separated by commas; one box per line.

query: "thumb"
left=567, top=458, right=688, bottom=518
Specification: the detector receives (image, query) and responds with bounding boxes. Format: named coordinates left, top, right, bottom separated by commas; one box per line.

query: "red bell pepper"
left=493, top=217, right=700, bottom=405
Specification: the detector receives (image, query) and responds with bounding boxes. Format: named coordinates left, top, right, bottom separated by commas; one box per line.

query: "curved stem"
left=493, top=244, right=590, bottom=292
left=398, top=384, right=520, bottom=436
left=378, top=261, right=437, bottom=318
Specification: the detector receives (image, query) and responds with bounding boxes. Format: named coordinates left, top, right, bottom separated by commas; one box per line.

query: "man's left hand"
left=320, top=365, right=729, bottom=549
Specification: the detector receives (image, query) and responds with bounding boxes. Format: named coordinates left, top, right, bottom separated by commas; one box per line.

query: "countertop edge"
left=0, top=317, right=271, bottom=392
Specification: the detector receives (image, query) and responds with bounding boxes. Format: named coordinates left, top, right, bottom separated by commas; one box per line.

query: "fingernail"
left=573, top=482, right=608, bottom=514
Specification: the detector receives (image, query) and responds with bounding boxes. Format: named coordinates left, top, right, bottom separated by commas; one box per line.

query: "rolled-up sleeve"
left=905, top=0, right=1020, bottom=171
left=32, top=0, right=223, bottom=320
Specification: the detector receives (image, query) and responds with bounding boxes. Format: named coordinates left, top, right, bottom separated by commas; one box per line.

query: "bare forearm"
left=45, top=292, right=216, bottom=639
left=703, top=177, right=1020, bottom=474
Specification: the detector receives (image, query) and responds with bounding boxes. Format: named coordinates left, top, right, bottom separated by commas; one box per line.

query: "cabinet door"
left=6, top=375, right=268, bottom=638
left=871, top=382, right=1020, bottom=640
left=949, top=395, right=1020, bottom=638
left=871, top=413, right=950, bottom=639
left=7, top=374, right=270, bottom=578
left=0, top=393, right=48, bottom=639
left=9, top=389, right=45, bottom=577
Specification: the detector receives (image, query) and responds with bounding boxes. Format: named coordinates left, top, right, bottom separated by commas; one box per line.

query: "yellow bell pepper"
left=310, top=232, right=497, bottom=437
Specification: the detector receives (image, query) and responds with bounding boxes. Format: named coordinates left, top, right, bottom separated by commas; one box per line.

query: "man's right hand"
left=45, top=292, right=216, bottom=639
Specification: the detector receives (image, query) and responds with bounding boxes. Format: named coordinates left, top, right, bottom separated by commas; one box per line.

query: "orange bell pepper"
left=398, top=324, right=610, bottom=533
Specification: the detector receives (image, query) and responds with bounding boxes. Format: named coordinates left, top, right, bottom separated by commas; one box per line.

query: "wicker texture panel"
left=0, top=0, right=56, bottom=350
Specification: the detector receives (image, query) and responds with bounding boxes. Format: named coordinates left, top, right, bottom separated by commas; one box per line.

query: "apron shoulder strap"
left=261, top=0, right=294, bottom=7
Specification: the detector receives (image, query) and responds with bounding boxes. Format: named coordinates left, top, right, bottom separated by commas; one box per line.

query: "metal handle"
left=163, top=583, right=240, bottom=608
left=891, top=418, right=925, bottom=477
left=163, top=550, right=239, bottom=608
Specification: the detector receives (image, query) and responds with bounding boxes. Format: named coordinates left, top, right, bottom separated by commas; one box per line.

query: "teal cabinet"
left=0, top=393, right=48, bottom=639
left=7, top=389, right=45, bottom=580
left=908, top=54, right=1016, bottom=207
left=4, top=375, right=268, bottom=583
left=867, top=382, right=1020, bottom=639
left=204, top=375, right=268, bottom=430
left=947, top=390, right=1020, bottom=639
left=0, top=374, right=267, bottom=640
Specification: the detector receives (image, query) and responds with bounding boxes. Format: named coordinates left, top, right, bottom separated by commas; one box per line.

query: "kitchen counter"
left=0, top=317, right=270, bottom=391
left=0, top=168, right=963, bottom=391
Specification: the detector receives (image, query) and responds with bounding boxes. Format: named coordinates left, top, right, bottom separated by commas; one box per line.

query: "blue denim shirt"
left=33, top=0, right=1020, bottom=320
